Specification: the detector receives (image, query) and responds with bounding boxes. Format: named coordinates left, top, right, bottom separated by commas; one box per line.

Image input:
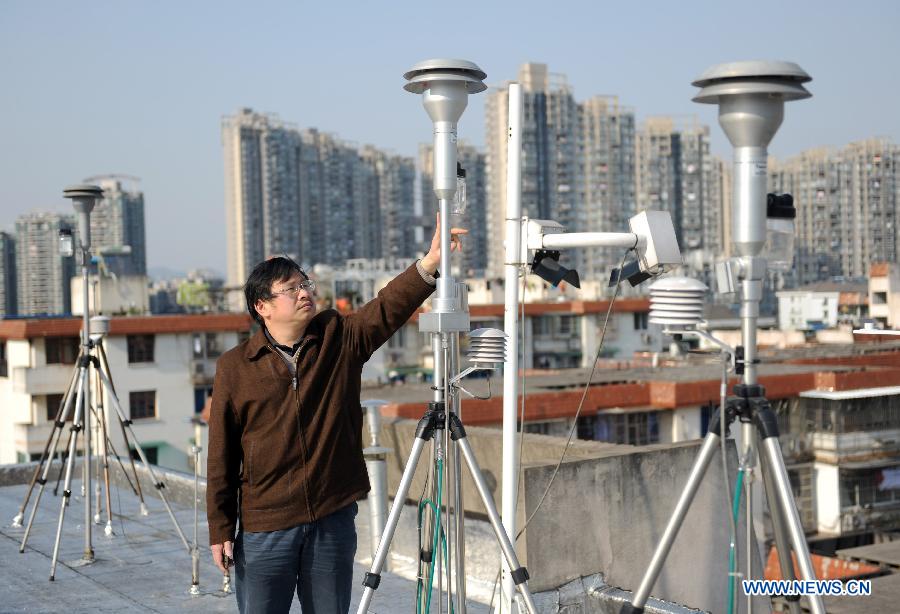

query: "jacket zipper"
left=266, top=340, right=316, bottom=522
left=292, top=339, right=316, bottom=522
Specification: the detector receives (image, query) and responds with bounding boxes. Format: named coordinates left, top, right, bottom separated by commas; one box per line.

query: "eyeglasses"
left=272, top=280, right=317, bottom=298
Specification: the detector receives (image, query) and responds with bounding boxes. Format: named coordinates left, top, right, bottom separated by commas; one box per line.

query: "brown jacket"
left=206, top=263, right=435, bottom=545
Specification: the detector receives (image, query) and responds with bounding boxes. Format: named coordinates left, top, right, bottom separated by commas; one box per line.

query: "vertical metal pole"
left=744, top=441, right=755, bottom=614
left=79, top=244, right=93, bottom=563
left=93, top=369, right=103, bottom=526
left=449, top=333, right=467, bottom=614
left=501, top=82, right=524, bottom=612
left=191, top=420, right=201, bottom=595
left=363, top=402, right=390, bottom=572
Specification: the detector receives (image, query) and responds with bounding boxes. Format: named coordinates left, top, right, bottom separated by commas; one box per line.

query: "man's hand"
left=421, top=212, right=468, bottom=275
left=212, top=541, right=234, bottom=573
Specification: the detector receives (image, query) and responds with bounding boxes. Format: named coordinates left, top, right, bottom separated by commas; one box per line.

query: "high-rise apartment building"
left=222, top=109, right=304, bottom=290
left=486, top=64, right=726, bottom=284
left=85, top=176, right=147, bottom=276
left=360, top=146, right=417, bottom=262
left=0, top=231, right=16, bottom=316
left=419, top=141, right=488, bottom=275
left=636, top=117, right=728, bottom=287
left=15, top=213, right=76, bottom=315
left=485, top=63, right=581, bottom=277
left=222, top=109, right=419, bottom=299
left=769, top=148, right=838, bottom=286
left=769, top=138, right=899, bottom=286
left=636, top=117, right=724, bottom=253
left=579, top=96, right=637, bottom=280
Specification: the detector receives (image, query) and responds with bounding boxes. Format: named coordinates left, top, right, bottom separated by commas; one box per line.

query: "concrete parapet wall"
left=4, top=422, right=768, bottom=612
left=378, top=419, right=766, bottom=612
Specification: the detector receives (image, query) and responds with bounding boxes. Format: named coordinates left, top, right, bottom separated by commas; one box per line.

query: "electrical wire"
left=516, top=247, right=631, bottom=539
left=489, top=248, right=632, bottom=609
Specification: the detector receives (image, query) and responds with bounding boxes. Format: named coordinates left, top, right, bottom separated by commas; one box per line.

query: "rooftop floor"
left=838, top=540, right=900, bottom=568
left=0, top=481, right=491, bottom=613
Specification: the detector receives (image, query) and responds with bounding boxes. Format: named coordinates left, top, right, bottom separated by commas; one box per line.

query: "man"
left=207, top=219, right=466, bottom=613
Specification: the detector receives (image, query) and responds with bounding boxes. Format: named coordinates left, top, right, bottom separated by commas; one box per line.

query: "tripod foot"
left=140, top=503, right=149, bottom=516
left=93, top=513, right=101, bottom=524
left=189, top=583, right=200, bottom=596
left=104, top=522, right=114, bottom=537
left=11, top=513, right=23, bottom=528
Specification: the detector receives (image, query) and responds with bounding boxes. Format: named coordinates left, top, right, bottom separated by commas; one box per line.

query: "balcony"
left=11, top=364, right=74, bottom=396
left=811, top=429, right=900, bottom=463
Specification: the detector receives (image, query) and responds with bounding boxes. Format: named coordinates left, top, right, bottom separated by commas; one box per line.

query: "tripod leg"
left=90, top=403, right=102, bottom=525
left=417, top=442, right=438, bottom=613
left=20, top=367, right=85, bottom=551
left=12, top=363, right=80, bottom=526
left=49, top=368, right=89, bottom=580
left=358, top=435, right=431, bottom=614
left=104, top=430, right=139, bottom=496
left=623, top=432, right=722, bottom=614
left=95, top=394, right=115, bottom=536
left=54, top=429, right=74, bottom=496
left=96, top=368, right=191, bottom=551
left=453, top=434, right=536, bottom=614
left=758, top=449, right=802, bottom=614
left=98, top=343, right=148, bottom=513
left=759, top=437, right=825, bottom=614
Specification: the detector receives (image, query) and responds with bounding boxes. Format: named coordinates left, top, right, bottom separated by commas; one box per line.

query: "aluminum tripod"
left=357, top=401, right=537, bottom=614
left=622, top=383, right=824, bottom=614
left=14, top=338, right=191, bottom=580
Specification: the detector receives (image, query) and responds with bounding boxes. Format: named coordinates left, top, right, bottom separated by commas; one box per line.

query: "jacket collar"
left=244, top=317, right=323, bottom=361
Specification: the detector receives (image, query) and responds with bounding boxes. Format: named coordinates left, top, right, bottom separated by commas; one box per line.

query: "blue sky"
left=1, top=0, right=897, bottom=275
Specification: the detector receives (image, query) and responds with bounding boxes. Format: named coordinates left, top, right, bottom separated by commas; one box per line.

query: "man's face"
left=255, top=273, right=317, bottom=330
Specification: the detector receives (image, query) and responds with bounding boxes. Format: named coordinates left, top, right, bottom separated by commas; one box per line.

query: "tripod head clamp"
left=725, top=383, right=781, bottom=440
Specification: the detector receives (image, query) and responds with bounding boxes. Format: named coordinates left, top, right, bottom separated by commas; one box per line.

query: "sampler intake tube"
left=424, top=81, right=467, bottom=201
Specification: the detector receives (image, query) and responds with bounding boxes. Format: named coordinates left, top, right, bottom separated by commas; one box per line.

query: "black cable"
left=516, top=248, right=630, bottom=539
left=489, top=249, right=632, bottom=608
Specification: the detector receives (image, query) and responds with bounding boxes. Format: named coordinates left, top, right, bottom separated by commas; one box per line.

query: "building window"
left=46, top=337, right=80, bottom=365
left=532, top=316, right=551, bottom=336
left=127, top=335, right=155, bottom=363
left=592, top=411, right=660, bottom=446
left=45, top=393, right=73, bottom=422
left=523, top=422, right=551, bottom=435
left=193, top=333, right=223, bottom=359
left=129, top=390, right=157, bottom=420
left=130, top=445, right=158, bottom=466
left=633, top=312, right=649, bottom=330
left=840, top=467, right=900, bottom=509
left=559, top=315, right=573, bottom=335
left=0, top=341, right=7, bottom=377
left=194, top=386, right=213, bottom=414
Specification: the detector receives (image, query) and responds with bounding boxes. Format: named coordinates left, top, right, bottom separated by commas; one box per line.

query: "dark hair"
left=244, top=256, right=308, bottom=324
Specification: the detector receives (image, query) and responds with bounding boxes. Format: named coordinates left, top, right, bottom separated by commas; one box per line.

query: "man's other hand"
left=421, top=211, right=467, bottom=275
left=212, top=540, right=234, bottom=573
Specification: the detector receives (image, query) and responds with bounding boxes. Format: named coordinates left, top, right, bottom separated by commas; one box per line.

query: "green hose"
left=415, top=458, right=458, bottom=614
left=728, top=470, right=745, bottom=614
